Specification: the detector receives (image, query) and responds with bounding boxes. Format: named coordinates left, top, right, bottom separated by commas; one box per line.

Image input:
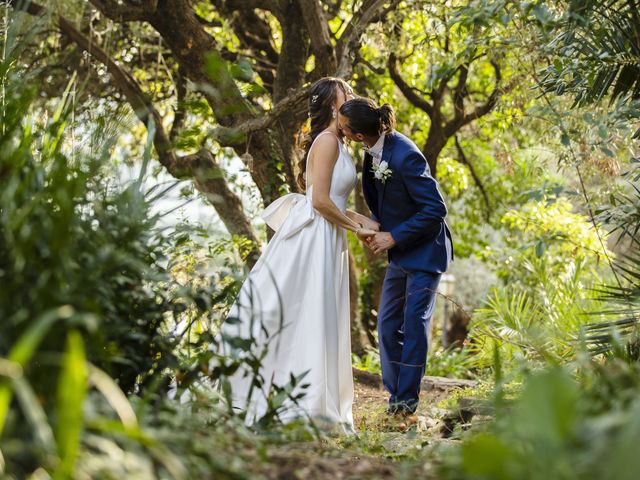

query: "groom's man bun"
left=339, top=97, right=396, bottom=137
left=378, top=103, right=396, bottom=133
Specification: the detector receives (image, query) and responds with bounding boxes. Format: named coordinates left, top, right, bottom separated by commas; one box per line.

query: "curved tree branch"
left=15, top=0, right=261, bottom=264
left=210, top=0, right=279, bottom=93
left=336, top=0, right=400, bottom=77
left=445, top=59, right=503, bottom=136
left=208, top=86, right=310, bottom=145
left=88, top=0, right=156, bottom=22
left=390, top=48, right=505, bottom=178
left=452, top=63, right=470, bottom=122
left=387, top=53, right=435, bottom=117
left=179, top=149, right=261, bottom=266
left=94, top=0, right=284, bottom=206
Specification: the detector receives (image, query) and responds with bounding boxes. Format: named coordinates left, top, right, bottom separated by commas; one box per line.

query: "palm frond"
left=583, top=252, right=640, bottom=356
left=596, top=182, right=640, bottom=247
left=540, top=0, right=640, bottom=106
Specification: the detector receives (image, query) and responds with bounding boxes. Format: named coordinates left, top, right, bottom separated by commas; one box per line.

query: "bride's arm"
left=310, top=135, right=373, bottom=235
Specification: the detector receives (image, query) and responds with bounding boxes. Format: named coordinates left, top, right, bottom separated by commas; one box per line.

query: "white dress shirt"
left=366, top=133, right=386, bottom=167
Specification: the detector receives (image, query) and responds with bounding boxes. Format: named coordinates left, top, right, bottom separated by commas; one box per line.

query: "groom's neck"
left=363, top=134, right=379, bottom=148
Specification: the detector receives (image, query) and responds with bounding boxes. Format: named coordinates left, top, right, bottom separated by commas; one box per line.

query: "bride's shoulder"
left=313, top=129, right=341, bottom=144
left=311, top=131, right=341, bottom=157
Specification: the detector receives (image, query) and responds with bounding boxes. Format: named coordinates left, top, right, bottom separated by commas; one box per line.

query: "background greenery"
left=1, top=0, right=639, bottom=478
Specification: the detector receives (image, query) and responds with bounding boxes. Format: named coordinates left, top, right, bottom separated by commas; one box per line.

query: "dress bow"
left=261, top=193, right=315, bottom=239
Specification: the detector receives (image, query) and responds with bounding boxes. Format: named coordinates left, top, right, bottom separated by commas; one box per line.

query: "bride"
left=220, top=77, right=377, bottom=433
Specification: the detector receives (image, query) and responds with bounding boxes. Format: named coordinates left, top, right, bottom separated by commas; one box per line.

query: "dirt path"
left=252, top=369, right=479, bottom=479
left=352, top=368, right=477, bottom=432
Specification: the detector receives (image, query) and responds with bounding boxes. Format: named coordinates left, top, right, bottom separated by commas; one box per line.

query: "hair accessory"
left=311, top=94, right=319, bottom=104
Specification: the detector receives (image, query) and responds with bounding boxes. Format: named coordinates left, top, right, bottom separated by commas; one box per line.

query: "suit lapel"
left=378, top=132, right=395, bottom=214
left=362, top=152, right=379, bottom=219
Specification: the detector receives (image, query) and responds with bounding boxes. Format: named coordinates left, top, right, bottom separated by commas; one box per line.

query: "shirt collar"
left=366, top=132, right=386, bottom=157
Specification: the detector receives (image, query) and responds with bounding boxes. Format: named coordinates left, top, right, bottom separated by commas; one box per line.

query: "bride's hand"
left=356, top=228, right=377, bottom=241
left=361, top=218, right=380, bottom=232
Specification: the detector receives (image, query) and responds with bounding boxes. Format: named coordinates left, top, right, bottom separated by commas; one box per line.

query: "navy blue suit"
left=362, top=131, right=453, bottom=413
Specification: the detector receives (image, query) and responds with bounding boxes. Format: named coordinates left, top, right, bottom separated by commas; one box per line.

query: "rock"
left=417, top=415, right=439, bottom=433
left=457, top=397, right=494, bottom=416
left=421, top=376, right=478, bottom=391
left=352, top=368, right=478, bottom=392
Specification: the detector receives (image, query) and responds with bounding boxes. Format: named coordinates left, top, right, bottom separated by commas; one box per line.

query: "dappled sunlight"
left=2, top=0, right=639, bottom=478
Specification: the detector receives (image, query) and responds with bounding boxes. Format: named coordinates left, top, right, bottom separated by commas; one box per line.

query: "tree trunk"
left=359, top=259, right=386, bottom=347
left=445, top=306, right=471, bottom=350
left=422, top=125, right=449, bottom=179
left=148, top=0, right=287, bottom=207
left=349, top=250, right=367, bottom=357
left=271, top=1, right=311, bottom=193
left=354, top=183, right=386, bottom=347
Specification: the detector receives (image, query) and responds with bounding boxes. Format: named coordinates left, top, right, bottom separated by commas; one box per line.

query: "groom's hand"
left=357, top=229, right=376, bottom=242
left=369, top=232, right=396, bottom=255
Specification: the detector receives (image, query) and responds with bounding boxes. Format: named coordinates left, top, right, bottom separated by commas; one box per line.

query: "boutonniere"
left=372, top=160, right=392, bottom=184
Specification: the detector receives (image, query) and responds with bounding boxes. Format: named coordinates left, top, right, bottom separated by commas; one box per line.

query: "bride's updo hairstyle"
left=298, top=77, right=352, bottom=190
left=339, top=97, right=395, bottom=138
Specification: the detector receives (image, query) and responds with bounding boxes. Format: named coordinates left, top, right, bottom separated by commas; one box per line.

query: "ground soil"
left=252, top=369, right=477, bottom=480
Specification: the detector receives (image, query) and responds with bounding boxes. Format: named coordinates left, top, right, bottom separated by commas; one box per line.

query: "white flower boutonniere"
left=372, top=160, right=392, bottom=184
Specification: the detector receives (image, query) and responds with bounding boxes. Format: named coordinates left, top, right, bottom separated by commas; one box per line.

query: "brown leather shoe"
left=381, top=410, right=419, bottom=432
left=403, top=413, right=419, bottom=424
left=398, top=411, right=419, bottom=430
left=381, top=411, right=406, bottom=431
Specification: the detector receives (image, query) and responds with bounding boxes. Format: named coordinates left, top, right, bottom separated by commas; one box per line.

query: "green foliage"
left=352, top=349, right=381, bottom=375
left=538, top=0, right=640, bottom=114
left=0, top=31, right=221, bottom=476
left=0, top=77, right=184, bottom=395
left=492, top=198, right=607, bottom=285
left=583, top=252, right=640, bottom=356
left=597, top=183, right=640, bottom=248
left=0, top=26, right=315, bottom=477
left=438, top=358, right=640, bottom=480
left=52, top=330, right=86, bottom=479
left=436, top=3, right=640, bottom=475
left=470, top=262, right=606, bottom=367
left=353, top=346, right=476, bottom=380
left=464, top=196, right=609, bottom=370
left=520, top=0, right=640, bottom=359
left=427, top=348, right=477, bottom=379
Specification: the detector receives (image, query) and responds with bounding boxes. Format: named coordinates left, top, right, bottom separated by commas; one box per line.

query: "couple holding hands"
left=222, top=77, right=453, bottom=433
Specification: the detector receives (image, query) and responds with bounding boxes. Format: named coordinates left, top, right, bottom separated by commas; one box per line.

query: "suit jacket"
left=362, top=131, right=453, bottom=273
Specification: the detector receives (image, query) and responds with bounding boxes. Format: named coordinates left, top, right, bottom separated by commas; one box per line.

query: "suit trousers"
left=377, top=261, right=441, bottom=413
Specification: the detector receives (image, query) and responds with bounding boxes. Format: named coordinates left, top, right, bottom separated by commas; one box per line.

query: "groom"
left=338, top=98, right=453, bottom=419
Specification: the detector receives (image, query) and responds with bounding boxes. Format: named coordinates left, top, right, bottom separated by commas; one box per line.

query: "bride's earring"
left=332, top=109, right=337, bottom=119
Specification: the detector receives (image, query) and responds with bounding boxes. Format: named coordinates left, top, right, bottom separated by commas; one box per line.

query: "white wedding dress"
left=221, top=131, right=357, bottom=433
